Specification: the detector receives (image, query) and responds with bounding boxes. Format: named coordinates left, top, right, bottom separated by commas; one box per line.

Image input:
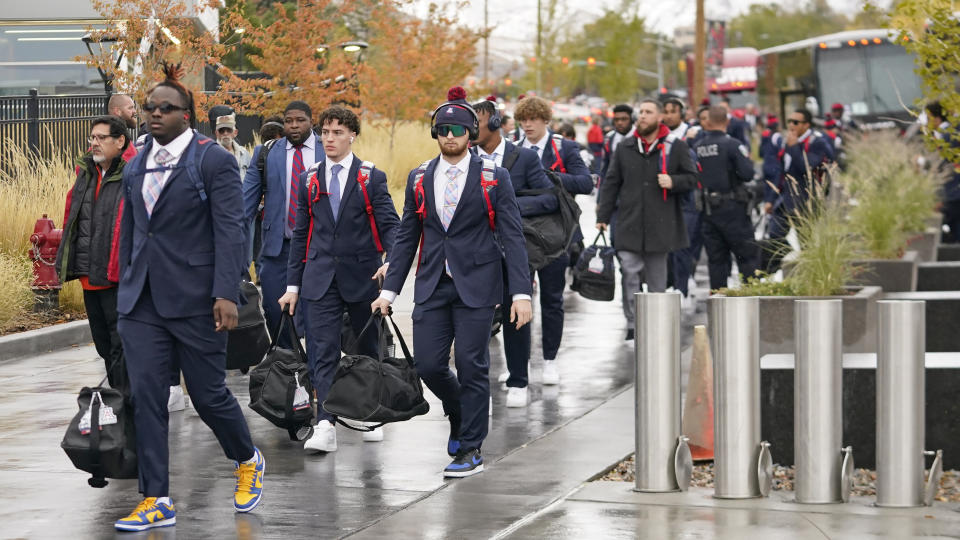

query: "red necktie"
left=289, top=145, right=305, bottom=233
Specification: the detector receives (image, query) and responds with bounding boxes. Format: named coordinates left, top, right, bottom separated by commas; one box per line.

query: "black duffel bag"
left=226, top=280, right=271, bottom=372
left=342, top=309, right=393, bottom=356
left=62, top=383, right=137, bottom=488
left=517, top=169, right=582, bottom=271
left=248, top=311, right=316, bottom=441
left=323, top=312, right=429, bottom=430
left=573, top=231, right=617, bottom=301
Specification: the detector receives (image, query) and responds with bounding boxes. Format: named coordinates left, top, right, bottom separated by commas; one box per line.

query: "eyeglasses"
left=87, top=134, right=118, bottom=143
left=786, top=119, right=803, bottom=125
left=142, top=102, right=188, bottom=114
left=217, top=127, right=235, bottom=134
left=436, top=124, right=468, bottom=137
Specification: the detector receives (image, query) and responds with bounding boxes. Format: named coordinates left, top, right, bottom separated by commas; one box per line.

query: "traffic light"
left=561, top=56, right=569, bottom=65
left=505, top=78, right=513, bottom=86
left=587, top=57, right=596, bottom=67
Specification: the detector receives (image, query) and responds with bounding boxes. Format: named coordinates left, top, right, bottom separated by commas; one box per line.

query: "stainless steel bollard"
left=794, top=299, right=845, bottom=504
left=876, top=300, right=926, bottom=507
left=634, top=292, right=690, bottom=492
left=709, top=296, right=768, bottom=499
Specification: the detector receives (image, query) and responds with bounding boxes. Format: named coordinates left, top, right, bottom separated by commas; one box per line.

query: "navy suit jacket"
left=471, top=141, right=557, bottom=217
left=779, top=133, right=835, bottom=211
left=727, top=117, right=751, bottom=151
left=383, top=154, right=531, bottom=308
left=286, top=156, right=399, bottom=302
left=242, top=136, right=326, bottom=258
left=118, top=131, right=246, bottom=318
left=537, top=132, right=594, bottom=195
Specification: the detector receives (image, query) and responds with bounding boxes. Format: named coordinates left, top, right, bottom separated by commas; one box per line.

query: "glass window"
left=816, top=47, right=869, bottom=115
left=865, top=44, right=922, bottom=116
left=0, top=24, right=106, bottom=95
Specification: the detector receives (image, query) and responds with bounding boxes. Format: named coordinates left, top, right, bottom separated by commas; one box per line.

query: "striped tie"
left=288, top=145, right=305, bottom=235
left=143, top=148, right=174, bottom=217
left=441, top=166, right=460, bottom=277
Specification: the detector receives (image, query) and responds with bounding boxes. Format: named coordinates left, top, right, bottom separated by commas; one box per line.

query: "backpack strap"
left=479, top=157, right=497, bottom=231
left=549, top=133, right=567, bottom=173
left=257, top=138, right=278, bottom=197
left=356, top=160, right=384, bottom=254
left=413, top=161, right=431, bottom=272
left=187, top=132, right=216, bottom=203
left=302, top=163, right=324, bottom=263
left=657, top=136, right=674, bottom=202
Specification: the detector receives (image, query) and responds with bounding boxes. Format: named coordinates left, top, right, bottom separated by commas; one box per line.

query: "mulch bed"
left=0, top=309, right=81, bottom=337
left=600, top=454, right=960, bottom=502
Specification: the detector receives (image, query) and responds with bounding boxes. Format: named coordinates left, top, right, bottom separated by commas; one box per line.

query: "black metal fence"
left=0, top=90, right=109, bottom=161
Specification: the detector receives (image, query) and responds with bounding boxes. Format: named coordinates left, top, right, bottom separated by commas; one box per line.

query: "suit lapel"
left=128, top=142, right=151, bottom=223
left=309, top=166, right=335, bottom=226
left=422, top=158, right=443, bottom=230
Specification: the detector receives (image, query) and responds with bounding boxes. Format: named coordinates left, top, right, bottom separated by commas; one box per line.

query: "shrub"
left=0, top=254, right=35, bottom=332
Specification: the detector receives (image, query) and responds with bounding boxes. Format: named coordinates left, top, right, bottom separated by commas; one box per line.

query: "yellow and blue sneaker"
left=234, top=447, right=265, bottom=513
left=114, top=497, right=176, bottom=531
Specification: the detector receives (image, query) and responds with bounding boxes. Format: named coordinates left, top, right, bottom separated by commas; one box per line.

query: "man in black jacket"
left=56, top=115, right=129, bottom=390
left=597, top=99, right=698, bottom=340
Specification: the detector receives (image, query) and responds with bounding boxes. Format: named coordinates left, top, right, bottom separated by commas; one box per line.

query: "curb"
left=0, top=319, right=92, bottom=362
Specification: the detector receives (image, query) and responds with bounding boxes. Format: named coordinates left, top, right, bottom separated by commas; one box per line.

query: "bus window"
left=816, top=46, right=869, bottom=115
left=866, top=45, right=922, bottom=117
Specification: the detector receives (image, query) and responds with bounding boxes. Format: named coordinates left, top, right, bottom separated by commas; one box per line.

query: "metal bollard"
left=634, top=292, right=691, bottom=492
left=709, top=296, right=771, bottom=499
left=794, top=299, right=847, bottom=504
left=876, top=300, right=930, bottom=507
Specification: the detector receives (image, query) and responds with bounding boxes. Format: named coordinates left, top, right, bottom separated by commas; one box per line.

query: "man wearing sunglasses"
left=56, top=115, right=130, bottom=392
left=372, top=88, right=532, bottom=478
left=762, top=109, right=835, bottom=272
left=213, top=112, right=251, bottom=181
left=114, top=68, right=262, bottom=531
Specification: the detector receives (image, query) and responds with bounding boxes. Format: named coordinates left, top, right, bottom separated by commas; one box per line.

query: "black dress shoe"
left=625, top=328, right=635, bottom=341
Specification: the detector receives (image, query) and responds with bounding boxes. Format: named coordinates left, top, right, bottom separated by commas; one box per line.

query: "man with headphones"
left=471, top=96, right=556, bottom=408
left=372, top=88, right=532, bottom=477
left=601, top=104, right=637, bottom=179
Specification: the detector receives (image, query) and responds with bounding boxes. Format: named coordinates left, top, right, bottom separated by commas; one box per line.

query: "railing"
left=0, top=90, right=109, bottom=162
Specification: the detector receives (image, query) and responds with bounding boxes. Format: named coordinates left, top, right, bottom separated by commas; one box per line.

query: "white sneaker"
left=506, top=386, right=529, bottom=408
left=167, top=385, right=185, bottom=412
left=361, top=422, right=384, bottom=442
left=542, top=361, right=560, bottom=386
left=497, top=372, right=509, bottom=384
left=304, top=421, right=337, bottom=453
left=489, top=396, right=493, bottom=416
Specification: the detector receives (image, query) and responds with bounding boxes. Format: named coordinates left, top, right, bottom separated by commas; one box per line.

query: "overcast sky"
left=406, top=0, right=871, bottom=62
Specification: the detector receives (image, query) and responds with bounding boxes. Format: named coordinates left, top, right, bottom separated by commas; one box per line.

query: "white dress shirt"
left=284, top=132, right=318, bottom=210
left=477, top=138, right=506, bottom=167
left=522, top=134, right=547, bottom=160
left=144, top=128, right=194, bottom=190
left=378, top=153, right=531, bottom=304
left=285, top=152, right=354, bottom=295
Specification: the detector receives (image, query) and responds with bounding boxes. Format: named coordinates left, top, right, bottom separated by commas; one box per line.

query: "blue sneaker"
left=444, top=448, right=484, bottom=478
left=114, top=497, right=176, bottom=531
left=447, top=411, right=461, bottom=457
left=234, top=447, right=265, bottom=513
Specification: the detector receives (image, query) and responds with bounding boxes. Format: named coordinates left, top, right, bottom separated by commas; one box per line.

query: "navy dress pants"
left=301, top=281, right=378, bottom=424
left=500, top=275, right=531, bottom=389
left=412, top=276, right=495, bottom=451
left=703, top=202, right=760, bottom=290
left=260, top=238, right=303, bottom=348
left=536, top=253, right=568, bottom=361
left=118, top=289, right=255, bottom=497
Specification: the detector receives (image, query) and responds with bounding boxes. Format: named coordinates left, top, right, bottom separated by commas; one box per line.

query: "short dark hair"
left=472, top=99, right=497, bottom=117
left=639, top=98, right=663, bottom=113
left=926, top=101, right=945, bottom=121
left=317, top=106, right=360, bottom=135
left=793, top=108, right=812, bottom=124
left=91, top=115, right=130, bottom=151
left=696, top=105, right=710, bottom=118
left=149, top=63, right=197, bottom=129
left=259, top=114, right=284, bottom=140
left=558, top=123, right=576, bottom=139
left=707, top=106, right=728, bottom=127
left=612, top=104, right=634, bottom=117
left=663, top=97, right=685, bottom=113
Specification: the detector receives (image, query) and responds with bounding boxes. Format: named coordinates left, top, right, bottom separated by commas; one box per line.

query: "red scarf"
left=636, top=123, right=671, bottom=153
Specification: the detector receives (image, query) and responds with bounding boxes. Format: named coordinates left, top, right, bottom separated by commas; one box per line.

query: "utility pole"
left=483, top=0, right=489, bottom=85
left=656, top=39, right=663, bottom=92
left=536, top=0, right=542, bottom=94
left=694, top=0, right=705, bottom=106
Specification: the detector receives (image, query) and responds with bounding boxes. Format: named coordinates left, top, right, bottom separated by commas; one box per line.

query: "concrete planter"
left=917, top=261, right=960, bottom=292
left=849, top=250, right=918, bottom=292
left=906, top=228, right=941, bottom=262
left=939, top=244, right=960, bottom=262
left=755, top=286, right=882, bottom=356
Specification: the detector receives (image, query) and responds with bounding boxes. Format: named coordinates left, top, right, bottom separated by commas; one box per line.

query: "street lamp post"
left=234, top=27, right=245, bottom=72
left=81, top=31, right=124, bottom=96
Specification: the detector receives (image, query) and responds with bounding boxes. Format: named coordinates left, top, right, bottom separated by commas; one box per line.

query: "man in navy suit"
left=471, top=97, right=556, bottom=408
left=371, top=88, right=532, bottom=477
left=278, top=106, right=399, bottom=452
left=113, top=68, right=263, bottom=532
left=513, top=96, right=593, bottom=386
left=243, top=101, right=324, bottom=347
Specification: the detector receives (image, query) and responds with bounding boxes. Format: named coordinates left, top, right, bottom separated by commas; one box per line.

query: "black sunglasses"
left=142, top=102, right=188, bottom=114
left=786, top=119, right=803, bottom=125
left=436, top=124, right=468, bottom=137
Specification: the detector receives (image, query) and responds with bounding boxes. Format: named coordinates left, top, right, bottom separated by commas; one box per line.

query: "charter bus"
left=686, top=47, right=760, bottom=110
left=758, top=29, right=923, bottom=129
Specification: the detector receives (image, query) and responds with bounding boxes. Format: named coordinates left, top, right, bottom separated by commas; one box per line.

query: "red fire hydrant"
left=27, top=214, right=62, bottom=310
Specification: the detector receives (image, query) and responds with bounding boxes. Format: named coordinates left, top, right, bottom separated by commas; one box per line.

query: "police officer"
left=694, top=106, right=758, bottom=290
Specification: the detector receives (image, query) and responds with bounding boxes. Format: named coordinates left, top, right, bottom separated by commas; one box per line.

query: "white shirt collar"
left=478, top=138, right=506, bottom=166
left=524, top=133, right=547, bottom=150
left=669, top=122, right=689, bottom=139
left=287, top=131, right=317, bottom=151
left=798, top=129, right=813, bottom=143
left=150, top=128, right=194, bottom=164
left=437, top=153, right=471, bottom=176
left=326, top=152, right=354, bottom=175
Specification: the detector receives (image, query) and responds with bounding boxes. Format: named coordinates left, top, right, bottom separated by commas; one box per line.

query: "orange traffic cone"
left=682, top=325, right=714, bottom=461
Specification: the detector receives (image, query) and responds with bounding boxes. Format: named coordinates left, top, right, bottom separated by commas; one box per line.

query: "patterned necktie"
left=481, top=152, right=499, bottom=165
left=288, top=145, right=305, bottom=234
left=329, top=163, right=343, bottom=221
left=143, top=147, right=174, bottom=217
left=441, top=166, right=460, bottom=230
